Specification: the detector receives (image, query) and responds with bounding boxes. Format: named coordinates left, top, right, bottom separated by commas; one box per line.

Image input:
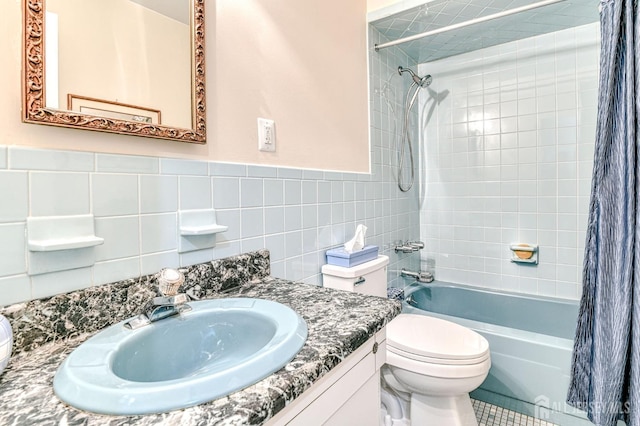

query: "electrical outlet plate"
left=258, top=118, right=276, bottom=152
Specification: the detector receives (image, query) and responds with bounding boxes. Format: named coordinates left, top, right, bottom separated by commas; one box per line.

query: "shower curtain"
left=567, top=1, right=640, bottom=425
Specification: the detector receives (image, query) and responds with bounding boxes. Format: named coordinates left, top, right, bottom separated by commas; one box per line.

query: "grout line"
left=472, top=398, right=558, bottom=426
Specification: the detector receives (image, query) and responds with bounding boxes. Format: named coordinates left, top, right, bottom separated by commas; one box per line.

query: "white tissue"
left=344, top=224, right=367, bottom=253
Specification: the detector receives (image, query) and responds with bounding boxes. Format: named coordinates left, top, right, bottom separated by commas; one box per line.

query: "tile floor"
left=473, top=399, right=558, bottom=426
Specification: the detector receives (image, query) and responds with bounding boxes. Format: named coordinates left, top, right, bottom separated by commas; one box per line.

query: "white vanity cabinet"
left=266, top=328, right=387, bottom=425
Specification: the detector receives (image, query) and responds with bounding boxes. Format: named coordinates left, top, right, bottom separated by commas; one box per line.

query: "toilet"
left=322, top=255, right=490, bottom=426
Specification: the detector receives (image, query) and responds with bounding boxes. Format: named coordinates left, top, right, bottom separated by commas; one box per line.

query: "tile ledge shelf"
left=178, top=209, right=227, bottom=253
left=28, top=236, right=104, bottom=252
left=180, top=224, right=228, bottom=236
left=26, top=215, right=103, bottom=275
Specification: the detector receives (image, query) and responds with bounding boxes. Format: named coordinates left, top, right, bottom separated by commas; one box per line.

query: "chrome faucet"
left=124, top=268, right=191, bottom=330
left=394, top=240, right=425, bottom=253
left=401, top=268, right=434, bottom=283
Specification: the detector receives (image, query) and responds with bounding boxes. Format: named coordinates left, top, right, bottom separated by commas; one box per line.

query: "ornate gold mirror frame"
left=22, top=0, right=206, bottom=144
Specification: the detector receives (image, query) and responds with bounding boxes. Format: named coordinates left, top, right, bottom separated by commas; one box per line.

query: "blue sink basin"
left=53, top=298, right=307, bottom=415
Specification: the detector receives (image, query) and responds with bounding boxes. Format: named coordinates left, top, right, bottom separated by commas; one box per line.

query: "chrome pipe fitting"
left=393, top=240, right=425, bottom=253
left=408, top=241, right=425, bottom=249
left=401, top=268, right=434, bottom=283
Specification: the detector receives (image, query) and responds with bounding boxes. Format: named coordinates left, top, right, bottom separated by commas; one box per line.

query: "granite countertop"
left=0, top=250, right=401, bottom=425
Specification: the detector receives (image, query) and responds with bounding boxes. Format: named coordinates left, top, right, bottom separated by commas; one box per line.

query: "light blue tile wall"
left=140, top=175, right=178, bottom=214
left=96, top=153, right=159, bottom=174
left=0, top=172, right=28, bottom=222
left=0, top=224, right=26, bottom=276
left=94, top=216, right=140, bottom=261
left=30, top=172, right=90, bottom=216
left=10, top=147, right=94, bottom=171
left=92, top=174, right=139, bottom=216
left=0, top=147, right=7, bottom=169
left=417, top=23, right=600, bottom=300
left=31, top=268, right=93, bottom=300
left=0, top=142, right=420, bottom=306
left=179, top=176, right=212, bottom=210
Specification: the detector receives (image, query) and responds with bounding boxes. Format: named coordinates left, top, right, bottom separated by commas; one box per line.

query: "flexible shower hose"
left=398, top=82, right=421, bottom=192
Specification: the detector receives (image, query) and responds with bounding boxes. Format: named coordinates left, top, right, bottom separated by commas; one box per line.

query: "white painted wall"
left=213, top=0, right=370, bottom=171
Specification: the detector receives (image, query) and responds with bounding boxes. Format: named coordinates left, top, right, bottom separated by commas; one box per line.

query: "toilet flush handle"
left=354, top=277, right=366, bottom=286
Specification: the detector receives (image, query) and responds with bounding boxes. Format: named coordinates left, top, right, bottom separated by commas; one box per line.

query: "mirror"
left=23, top=0, right=206, bottom=143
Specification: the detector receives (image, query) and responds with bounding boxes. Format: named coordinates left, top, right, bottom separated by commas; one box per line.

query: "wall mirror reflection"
left=23, top=0, right=206, bottom=143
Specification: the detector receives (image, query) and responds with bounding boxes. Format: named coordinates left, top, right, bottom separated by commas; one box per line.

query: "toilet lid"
left=387, top=314, right=489, bottom=361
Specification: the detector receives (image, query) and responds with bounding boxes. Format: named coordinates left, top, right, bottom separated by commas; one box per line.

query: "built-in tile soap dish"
left=178, top=209, right=228, bottom=253
left=27, top=215, right=104, bottom=251
left=509, top=243, right=538, bottom=265
left=26, top=215, right=104, bottom=275
left=28, top=236, right=104, bottom=252
left=180, top=224, right=228, bottom=236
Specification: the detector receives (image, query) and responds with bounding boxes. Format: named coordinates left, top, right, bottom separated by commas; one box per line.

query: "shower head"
left=398, top=66, right=432, bottom=87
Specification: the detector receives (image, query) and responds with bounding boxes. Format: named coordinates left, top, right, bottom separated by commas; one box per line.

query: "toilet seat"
left=387, top=344, right=489, bottom=366
left=386, top=314, right=489, bottom=364
left=385, top=349, right=491, bottom=380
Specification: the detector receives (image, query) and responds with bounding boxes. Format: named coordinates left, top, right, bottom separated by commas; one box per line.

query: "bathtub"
left=402, top=281, right=590, bottom=425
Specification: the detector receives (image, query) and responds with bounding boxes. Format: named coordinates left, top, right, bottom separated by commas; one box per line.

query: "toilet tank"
left=321, top=255, right=389, bottom=298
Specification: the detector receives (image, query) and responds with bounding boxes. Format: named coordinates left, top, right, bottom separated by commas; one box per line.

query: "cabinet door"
left=265, top=333, right=386, bottom=426
left=287, top=350, right=377, bottom=425
left=324, top=374, right=380, bottom=426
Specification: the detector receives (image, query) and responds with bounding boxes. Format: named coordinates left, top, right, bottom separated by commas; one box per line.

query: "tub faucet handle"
left=393, top=241, right=424, bottom=253
left=401, top=268, right=434, bottom=283
left=417, top=270, right=434, bottom=283
left=408, top=241, right=425, bottom=250
left=394, top=242, right=416, bottom=253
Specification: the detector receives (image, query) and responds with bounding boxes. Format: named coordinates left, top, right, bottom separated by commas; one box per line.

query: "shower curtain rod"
left=374, top=0, right=566, bottom=51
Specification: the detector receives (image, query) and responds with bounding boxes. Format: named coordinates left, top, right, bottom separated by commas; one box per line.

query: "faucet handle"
left=418, top=271, right=434, bottom=283
left=158, top=268, right=184, bottom=297
left=408, top=241, right=425, bottom=249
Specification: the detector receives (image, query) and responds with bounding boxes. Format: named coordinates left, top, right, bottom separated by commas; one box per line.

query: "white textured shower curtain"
left=567, top=1, right=640, bottom=425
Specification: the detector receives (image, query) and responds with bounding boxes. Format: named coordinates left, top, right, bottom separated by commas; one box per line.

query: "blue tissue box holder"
left=326, top=245, right=379, bottom=268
